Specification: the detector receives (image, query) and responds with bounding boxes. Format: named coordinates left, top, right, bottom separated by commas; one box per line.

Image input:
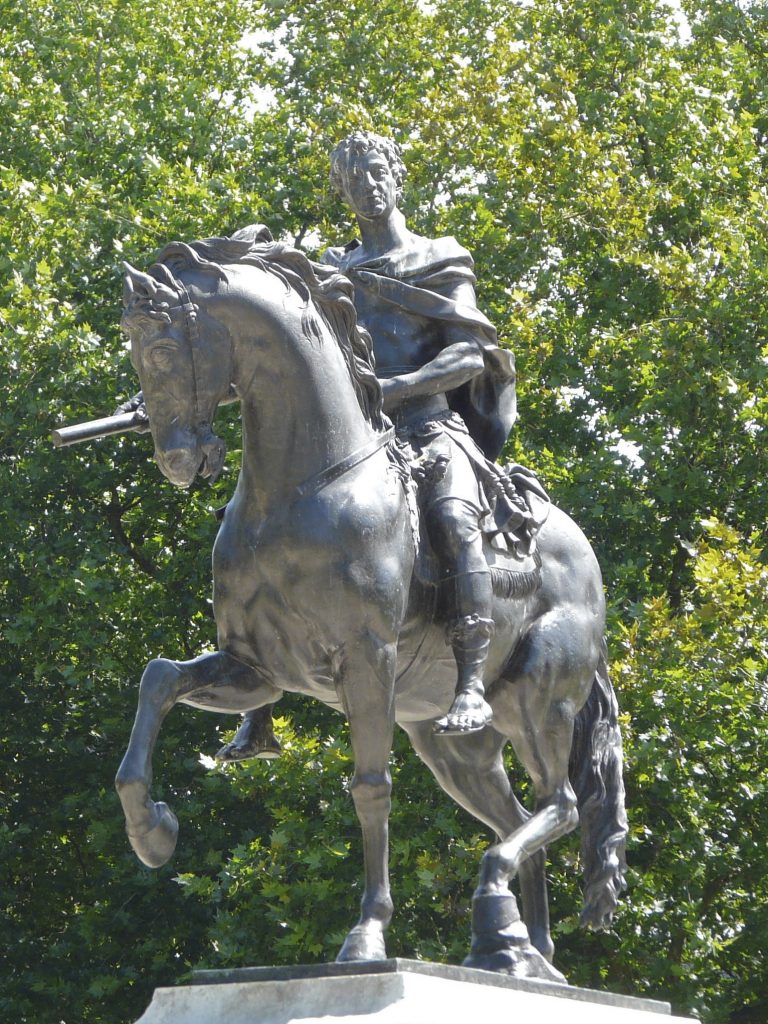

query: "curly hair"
left=329, top=131, right=407, bottom=200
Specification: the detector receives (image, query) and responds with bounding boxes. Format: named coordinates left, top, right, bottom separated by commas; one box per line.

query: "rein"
left=295, top=427, right=395, bottom=501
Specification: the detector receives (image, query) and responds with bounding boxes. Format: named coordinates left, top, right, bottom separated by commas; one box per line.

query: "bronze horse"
left=115, top=230, right=627, bottom=982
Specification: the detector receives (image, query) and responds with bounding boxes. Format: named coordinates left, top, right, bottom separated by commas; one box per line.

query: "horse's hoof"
left=464, top=890, right=566, bottom=983
left=336, top=924, right=387, bottom=963
left=126, top=801, right=179, bottom=868
left=215, top=737, right=282, bottom=762
left=463, top=947, right=567, bottom=984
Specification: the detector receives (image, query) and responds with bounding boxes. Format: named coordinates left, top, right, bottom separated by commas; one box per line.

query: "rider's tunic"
left=321, top=236, right=534, bottom=553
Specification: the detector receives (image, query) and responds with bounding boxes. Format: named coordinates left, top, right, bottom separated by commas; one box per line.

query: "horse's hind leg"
left=464, top=618, right=595, bottom=977
left=402, top=721, right=554, bottom=963
left=115, top=651, right=280, bottom=867
left=473, top=702, right=579, bottom=895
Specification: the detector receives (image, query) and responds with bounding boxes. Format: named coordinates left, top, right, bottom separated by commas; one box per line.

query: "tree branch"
left=104, top=494, right=157, bottom=577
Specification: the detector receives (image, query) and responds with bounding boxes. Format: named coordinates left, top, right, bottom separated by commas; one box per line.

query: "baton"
left=51, top=410, right=149, bottom=448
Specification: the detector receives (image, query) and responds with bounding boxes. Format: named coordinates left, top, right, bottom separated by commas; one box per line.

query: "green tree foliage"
left=1, top=1, right=766, bottom=1021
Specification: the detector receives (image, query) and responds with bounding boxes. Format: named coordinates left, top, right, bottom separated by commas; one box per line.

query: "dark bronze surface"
left=112, top=136, right=627, bottom=981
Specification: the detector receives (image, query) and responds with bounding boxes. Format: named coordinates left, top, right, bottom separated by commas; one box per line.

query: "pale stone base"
left=134, top=959, right=698, bottom=1024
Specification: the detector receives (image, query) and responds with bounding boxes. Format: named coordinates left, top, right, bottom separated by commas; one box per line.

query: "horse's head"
left=121, top=261, right=231, bottom=487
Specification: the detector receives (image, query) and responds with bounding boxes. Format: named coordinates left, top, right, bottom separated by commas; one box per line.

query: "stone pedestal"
left=134, top=959, right=697, bottom=1023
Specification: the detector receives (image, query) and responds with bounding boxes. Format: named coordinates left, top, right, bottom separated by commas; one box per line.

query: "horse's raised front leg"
left=115, top=650, right=280, bottom=868
left=336, top=637, right=397, bottom=963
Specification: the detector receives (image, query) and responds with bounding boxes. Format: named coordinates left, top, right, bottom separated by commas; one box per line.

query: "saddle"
left=385, top=432, right=550, bottom=598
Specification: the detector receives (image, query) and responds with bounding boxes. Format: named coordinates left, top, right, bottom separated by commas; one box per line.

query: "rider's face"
left=338, top=150, right=399, bottom=222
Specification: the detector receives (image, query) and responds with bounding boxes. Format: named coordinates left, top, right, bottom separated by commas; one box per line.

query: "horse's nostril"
left=164, top=449, right=191, bottom=471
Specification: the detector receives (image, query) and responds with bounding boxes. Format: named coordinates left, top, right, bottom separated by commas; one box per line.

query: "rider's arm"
left=379, top=279, right=484, bottom=412
left=380, top=342, right=483, bottom=411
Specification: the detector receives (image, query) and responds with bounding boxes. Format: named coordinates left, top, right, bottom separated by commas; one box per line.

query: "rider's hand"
left=115, top=391, right=151, bottom=433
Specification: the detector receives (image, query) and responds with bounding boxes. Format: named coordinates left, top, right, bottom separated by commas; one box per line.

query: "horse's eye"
left=149, top=346, right=176, bottom=372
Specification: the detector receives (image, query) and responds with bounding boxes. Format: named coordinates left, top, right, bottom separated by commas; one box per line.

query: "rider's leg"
left=217, top=704, right=282, bottom=762
left=447, top=563, right=494, bottom=717
left=427, top=495, right=494, bottom=734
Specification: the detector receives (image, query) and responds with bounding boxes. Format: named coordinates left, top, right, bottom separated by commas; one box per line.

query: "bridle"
left=159, top=269, right=229, bottom=481
left=150, top=263, right=393, bottom=497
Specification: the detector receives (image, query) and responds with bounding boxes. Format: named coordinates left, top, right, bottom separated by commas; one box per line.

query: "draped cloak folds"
left=320, top=235, right=517, bottom=462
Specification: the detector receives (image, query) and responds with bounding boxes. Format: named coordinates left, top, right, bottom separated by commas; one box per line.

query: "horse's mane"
left=153, top=225, right=385, bottom=431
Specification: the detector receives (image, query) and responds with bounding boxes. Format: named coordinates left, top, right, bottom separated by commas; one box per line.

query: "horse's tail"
left=569, top=636, right=628, bottom=930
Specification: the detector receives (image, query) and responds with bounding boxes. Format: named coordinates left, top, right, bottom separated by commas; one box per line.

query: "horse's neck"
left=232, top=300, right=376, bottom=515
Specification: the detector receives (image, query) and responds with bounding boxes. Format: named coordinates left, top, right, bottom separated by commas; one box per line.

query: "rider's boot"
left=434, top=570, right=494, bottom=736
left=216, top=704, right=282, bottom=762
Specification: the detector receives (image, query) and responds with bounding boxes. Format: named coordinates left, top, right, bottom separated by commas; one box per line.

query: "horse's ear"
left=122, top=264, right=135, bottom=307
left=122, top=262, right=158, bottom=307
left=152, top=263, right=178, bottom=290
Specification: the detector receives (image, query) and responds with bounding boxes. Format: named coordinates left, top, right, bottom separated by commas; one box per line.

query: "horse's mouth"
left=156, top=432, right=226, bottom=487
left=198, top=437, right=226, bottom=483
left=198, top=453, right=213, bottom=480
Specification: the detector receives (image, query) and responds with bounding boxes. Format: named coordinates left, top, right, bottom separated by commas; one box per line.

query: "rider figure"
left=323, top=130, right=521, bottom=736
left=219, top=130, right=535, bottom=758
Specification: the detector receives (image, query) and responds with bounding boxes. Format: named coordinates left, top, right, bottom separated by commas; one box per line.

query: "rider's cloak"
left=320, top=235, right=517, bottom=462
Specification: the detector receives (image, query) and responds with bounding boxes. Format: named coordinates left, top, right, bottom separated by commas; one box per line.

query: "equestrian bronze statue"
left=109, top=134, right=627, bottom=982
